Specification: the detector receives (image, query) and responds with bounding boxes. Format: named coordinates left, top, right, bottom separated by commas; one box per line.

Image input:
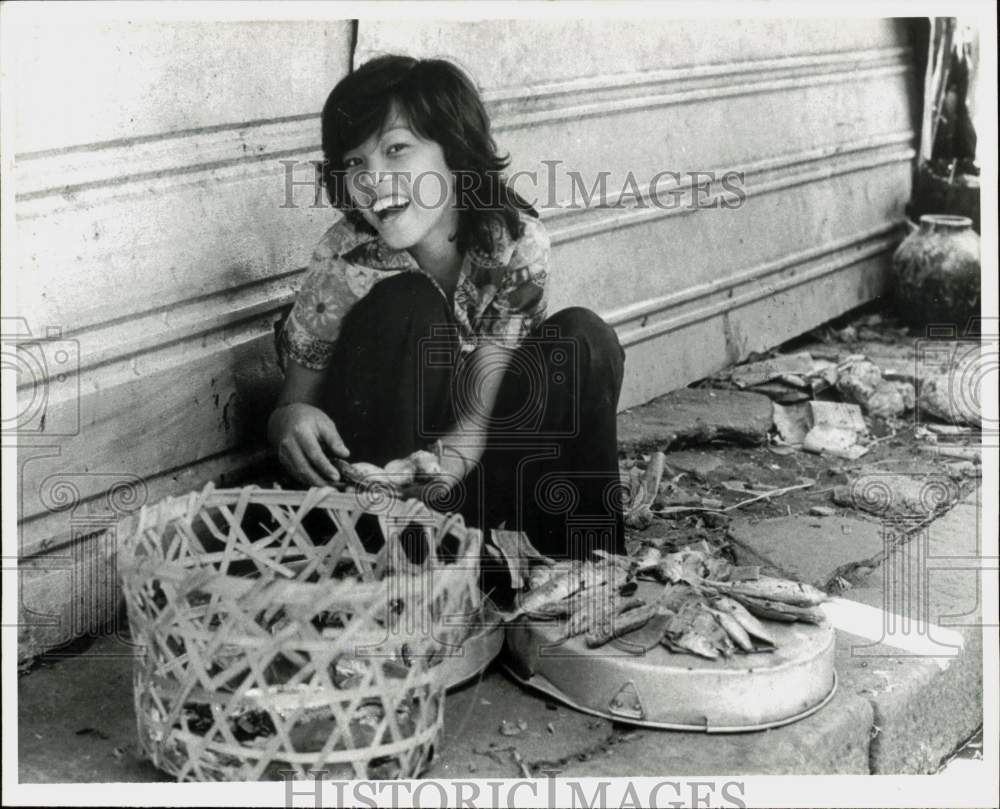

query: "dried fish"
left=407, top=449, right=442, bottom=479
left=663, top=628, right=719, bottom=660
left=730, top=594, right=826, bottom=625
left=511, top=561, right=586, bottom=618
left=383, top=458, right=417, bottom=487
left=584, top=599, right=651, bottom=647
left=331, top=655, right=369, bottom=689
left=711, top=595, right=777, bottom=647
left=560, top=590, right=620, bottom=640
left=706, top=575, right=828, bottom=607
left=708, top=607, right=754, bottom=652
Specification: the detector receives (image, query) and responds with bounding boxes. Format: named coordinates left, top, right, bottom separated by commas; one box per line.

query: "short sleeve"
left=276, top=222, right=367, bottom=372
left=475, top=215, right=550, bottom=348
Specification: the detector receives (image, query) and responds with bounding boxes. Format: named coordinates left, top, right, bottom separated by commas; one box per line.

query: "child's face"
left=342, top=105, right=458, bottom=254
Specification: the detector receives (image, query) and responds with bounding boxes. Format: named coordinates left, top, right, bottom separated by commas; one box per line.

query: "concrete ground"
left=16, top=322, right=990, bottom=782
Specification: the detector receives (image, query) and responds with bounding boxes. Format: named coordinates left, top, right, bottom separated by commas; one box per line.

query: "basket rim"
left=121, top=481, right=483, bottom=584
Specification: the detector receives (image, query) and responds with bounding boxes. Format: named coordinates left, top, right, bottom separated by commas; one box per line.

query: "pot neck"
left=920, top=215, right=972, bottom=234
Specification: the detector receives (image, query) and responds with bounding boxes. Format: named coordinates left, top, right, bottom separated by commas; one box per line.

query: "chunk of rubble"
left=918, top=362, right=981, bottom=427
left=832, top=470, right=962, bottom=519
left=772, top=402, right=811, bottom=446
left=835, top=358, right=915, bottom=420
left=802, top=401, right=870, bottom=460
left=617, top=388, right=773, bottom=451
left=723, top=352, right=838, bottom=402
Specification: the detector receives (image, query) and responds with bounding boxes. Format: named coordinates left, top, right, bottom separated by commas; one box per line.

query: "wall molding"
left=615, top=225, right=902, bottom=348
left=14, top=46, right=911, bottom=207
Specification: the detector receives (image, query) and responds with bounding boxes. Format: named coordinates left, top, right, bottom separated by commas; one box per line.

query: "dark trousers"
left=323, top=272, right=626, bottom=559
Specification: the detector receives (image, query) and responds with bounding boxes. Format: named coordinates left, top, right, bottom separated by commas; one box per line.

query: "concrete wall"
left=11, top=18, right=916, bottom=658
left=11, top=20, right=355, bottom=658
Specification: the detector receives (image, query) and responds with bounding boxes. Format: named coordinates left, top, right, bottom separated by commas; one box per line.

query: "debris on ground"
left=612, top=308, right=979, bottom=584
left=704, top=312, right=982, bottom=448
left=834, top=357, right=915, bottom=420
left=832, top=469, right=963, bottom=521
left=772, top=402, right=811, bottom=447
left=498, top=719, right=527, bottom=737
left=918, top=357, right=982, bottom=427
left=802, top=401, right=871, bottom=460
left=617, top=388, right=773, bottom=451
left=624, top=451, right=665, bottom=529
left=75, top=727, right=110, bottom=740
left=725, top=351, right=838, bottom=401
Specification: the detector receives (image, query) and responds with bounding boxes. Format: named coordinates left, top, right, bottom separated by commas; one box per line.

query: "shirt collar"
left=335, top=215, right=516, bottom=273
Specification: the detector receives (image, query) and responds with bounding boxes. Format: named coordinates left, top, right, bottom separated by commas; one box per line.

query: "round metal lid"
left=503, top=581, right=836, bottom=732
left=441, top=614, right=504, bottom=690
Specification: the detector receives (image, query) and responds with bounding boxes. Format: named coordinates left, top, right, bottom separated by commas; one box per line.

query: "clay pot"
left=892, top=215, right=980, bottom=329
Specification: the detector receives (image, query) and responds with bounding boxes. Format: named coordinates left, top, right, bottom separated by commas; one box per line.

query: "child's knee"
left=545, top=306, right=623, bottom=366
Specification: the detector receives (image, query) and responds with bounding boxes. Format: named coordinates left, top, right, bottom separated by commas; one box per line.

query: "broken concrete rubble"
left=835, top=357, right=916, bottom=420
left=802, top=401, right=871, bottom=460
left=918, top=363, right=981, bottom=427
left=772, top=402, right=811, bottom=446
left=617, top=387, right=773, bottom=451
left=832, top=469, right=963, bottom=521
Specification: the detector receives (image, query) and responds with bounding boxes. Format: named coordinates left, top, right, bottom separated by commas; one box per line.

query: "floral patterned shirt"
left=277, top=212, right=550, bottom=371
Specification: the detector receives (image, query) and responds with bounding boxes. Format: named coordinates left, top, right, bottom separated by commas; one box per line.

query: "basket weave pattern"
left=121, top=484, right=482, bottom=781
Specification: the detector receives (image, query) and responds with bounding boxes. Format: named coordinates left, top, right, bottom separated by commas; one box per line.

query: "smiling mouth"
left=372, top=197, right=411, bottom=222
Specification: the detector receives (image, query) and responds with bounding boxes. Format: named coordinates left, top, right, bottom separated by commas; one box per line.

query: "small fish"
left=511, top=561, right=585, bottom=618
left=584, top=599, right=650, bottom=647
left=333, top=459, right=397, bottom=488
left=707, top=575, right=828, bottom=607
left=407, top=449, right=442, bottom=479
left=712, top=595, right=777, bottom=647
left=690, top=609, right=734, bottom=657
left=666, top=630, right=720, bottom=660
left=708, top=607, right=754, bottom=652
left=734, top=594, right=825, bottom=625
left=561, top=593, right=614, bottom=640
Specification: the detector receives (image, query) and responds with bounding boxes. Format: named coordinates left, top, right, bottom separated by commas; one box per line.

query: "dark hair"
left=320, top=55, right=537, bottom=257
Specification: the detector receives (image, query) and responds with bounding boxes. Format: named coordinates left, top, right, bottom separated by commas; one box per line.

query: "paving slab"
left=428, top=666, right=614, bottom=778
left=827, top=490, right=985, bottom=774
left=18, top=632, right=168, bottom=783
left=727, top=513, right=888, bottom=591
left=617, top=388, right=773, bottom=452
left=554, top=687, right=873, bottom=776
left=662, top=449, right=726, bottom=479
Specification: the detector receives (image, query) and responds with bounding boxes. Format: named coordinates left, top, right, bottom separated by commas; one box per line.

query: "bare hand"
left=268, top=403, right=350, bottom=486
left=395, top=445, right=468, bottom=507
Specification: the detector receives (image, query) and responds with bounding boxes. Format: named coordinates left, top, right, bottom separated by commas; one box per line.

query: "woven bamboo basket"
left=120, top=483, right=483, bottom=781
